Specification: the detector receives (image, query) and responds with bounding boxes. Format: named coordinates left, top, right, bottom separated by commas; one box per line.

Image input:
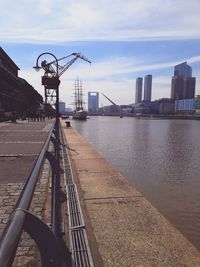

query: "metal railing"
left=0, top=121, right=64, bottom=267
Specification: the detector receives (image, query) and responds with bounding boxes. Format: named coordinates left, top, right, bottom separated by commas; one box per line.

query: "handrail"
left=0, top=120, right=62, bottom=267
left=15, top=121, right=56, bottom=211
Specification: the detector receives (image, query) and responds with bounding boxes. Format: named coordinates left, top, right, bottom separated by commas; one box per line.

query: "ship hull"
left=72, top=111, right=88, bottom=120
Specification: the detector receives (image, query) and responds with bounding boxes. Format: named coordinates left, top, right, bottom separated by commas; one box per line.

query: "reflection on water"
left=71, top=116, right=200, bottom=250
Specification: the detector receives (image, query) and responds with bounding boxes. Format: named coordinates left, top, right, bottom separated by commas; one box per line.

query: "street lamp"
left=33, top=51, right=91, bottom=243
left=33, top=52, right=61, bottom=237
left=33, top=51, right=91, bottom=134
left=33, top=52, right=60, bottom=137
left=32, top=65, right=41, bottom=72
left=33, top=52, right=59, bottom=74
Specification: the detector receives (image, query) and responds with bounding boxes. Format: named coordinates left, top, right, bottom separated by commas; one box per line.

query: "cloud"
left=1, top=0, right=200, bottom=43
left=53, top=53, right=200, bottom=82
left=20, top=52, right=200, bottom=106
left=188, top=56, right=200, bottom=64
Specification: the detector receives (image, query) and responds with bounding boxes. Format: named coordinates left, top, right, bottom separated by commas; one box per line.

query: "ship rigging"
left=72, top=78, right=88, bottom=120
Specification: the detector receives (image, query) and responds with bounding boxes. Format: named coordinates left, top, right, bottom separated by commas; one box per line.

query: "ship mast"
left=77, top=78, right=80, bottom=111
left=73, top=77, right=86, bottom=112
left=74, top=78, right=78, bottom=111
left=72, top=77, right=88, bottom=120
left=80, top=80, right=83, bottom=110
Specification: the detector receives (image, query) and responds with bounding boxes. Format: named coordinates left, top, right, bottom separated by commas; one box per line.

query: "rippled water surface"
left=71, top=116, right=200, bottom=250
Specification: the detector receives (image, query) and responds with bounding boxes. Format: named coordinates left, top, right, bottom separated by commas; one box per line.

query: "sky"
left=1, top=0, right=200, bottom=108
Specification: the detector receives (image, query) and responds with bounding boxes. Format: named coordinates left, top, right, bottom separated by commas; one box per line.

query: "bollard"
left=65, top=121, right=71, bottom=127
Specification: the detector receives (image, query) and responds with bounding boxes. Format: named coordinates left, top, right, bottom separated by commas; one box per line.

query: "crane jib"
left=41, top=52, right=91, bottom=78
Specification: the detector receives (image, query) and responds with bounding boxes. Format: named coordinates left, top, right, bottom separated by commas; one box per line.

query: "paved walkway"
left=0, top=120, right=53, bottom=183
left=0, top=159, right=51, bottom=267
left=0, top=120, right=53, bottom=266
left=62, top=121, right=200, bottom=267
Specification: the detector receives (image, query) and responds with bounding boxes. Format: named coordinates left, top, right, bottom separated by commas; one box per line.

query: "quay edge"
left=61, top=120, right=200, bottom=267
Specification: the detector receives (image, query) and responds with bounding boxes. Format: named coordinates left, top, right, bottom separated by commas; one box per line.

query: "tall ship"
left=72, top=78, right=88, bottom=120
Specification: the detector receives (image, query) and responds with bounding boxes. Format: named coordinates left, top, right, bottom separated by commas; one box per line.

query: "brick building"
left=0, top=47, right=42, bottom=116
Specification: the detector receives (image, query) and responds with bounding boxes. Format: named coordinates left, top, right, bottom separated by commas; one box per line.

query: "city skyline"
left=1, top=0, right=200, bottom=106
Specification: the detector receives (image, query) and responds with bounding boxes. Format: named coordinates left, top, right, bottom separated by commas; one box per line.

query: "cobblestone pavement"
left=0, top=159, right=51, bottom=266
left=0, top=120, right=54, bottom=266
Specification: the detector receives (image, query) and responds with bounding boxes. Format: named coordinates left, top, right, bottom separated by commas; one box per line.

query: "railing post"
left=46, top=124, right=61, bottom=239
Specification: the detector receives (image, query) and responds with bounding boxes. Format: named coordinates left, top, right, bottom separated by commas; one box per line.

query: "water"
left=70, top=116, right=200, bottom=250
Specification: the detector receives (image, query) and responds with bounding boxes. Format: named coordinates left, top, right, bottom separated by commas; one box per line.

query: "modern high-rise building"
left=184, top=77, right=196, bottom=99
left=143, top=75, right=152, bottom=102
left=174, top=62, right=192, bottom=78
left=171, top=62, right=195, bottom=100
left=88, top=92, right=99, bottom=113
left=171, top=76, right=184, bottom=99
left=135, top=77, right=143, bottom=103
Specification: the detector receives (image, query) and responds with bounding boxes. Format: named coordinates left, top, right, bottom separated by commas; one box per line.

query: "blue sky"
left=1, top=0, right=200, bottom=107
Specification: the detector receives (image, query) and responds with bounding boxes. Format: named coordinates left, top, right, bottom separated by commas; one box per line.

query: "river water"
left=70, top=116, right=200, bottom=250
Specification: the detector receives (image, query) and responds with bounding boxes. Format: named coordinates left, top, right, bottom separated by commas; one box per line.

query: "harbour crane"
left=38, top=52, right=91, bottom=106
left=41, top=52, right=91, bottom=78
left=102, top=93, right=117, bottom=106
left=101, top=93, right=123, bottom=117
